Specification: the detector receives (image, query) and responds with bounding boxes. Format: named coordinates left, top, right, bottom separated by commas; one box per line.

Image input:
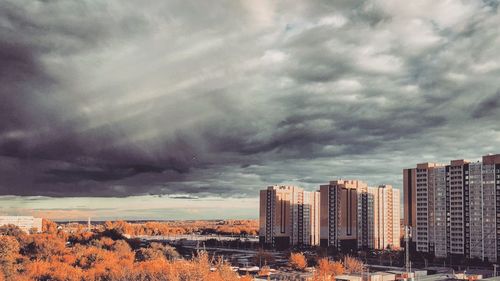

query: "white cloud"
left=471, top=61, right=500, bottom=74
left=446, top=72, right=467, bottom=82
left=317, top=15, right=347, bottom=28
left=260, top=49, right=288, bottom=64
left=355, top=49, right=404, bottom=74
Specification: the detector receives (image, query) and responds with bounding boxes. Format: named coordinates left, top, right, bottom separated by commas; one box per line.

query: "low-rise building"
left=0, top=216, right=43, bottom=233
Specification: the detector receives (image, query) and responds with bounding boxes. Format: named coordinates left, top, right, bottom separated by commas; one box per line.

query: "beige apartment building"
left=371, top=184, right=401, bottom=250
left=319, top=180, right=401, bottom=251
left=403, top=154, right=500, bottom=262
left=259, top=185, right=320, bottom=249
left=0, top=216, right=43, bottom=233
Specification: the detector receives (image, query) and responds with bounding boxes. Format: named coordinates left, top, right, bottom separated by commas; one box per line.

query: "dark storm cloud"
left=0, top=37, right=52, bottom=136
left=472, top=90, right=500, bottom=119
left=44, top=164, right=165, bottom=183
left=1, top=0, right=500, bottom=198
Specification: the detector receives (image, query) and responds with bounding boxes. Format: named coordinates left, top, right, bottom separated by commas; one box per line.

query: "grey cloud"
left=0, top=0, right=499, bottom=199
left=44, top=164, right=165, bottom=183
left=472, top=90, right=500, bottom=119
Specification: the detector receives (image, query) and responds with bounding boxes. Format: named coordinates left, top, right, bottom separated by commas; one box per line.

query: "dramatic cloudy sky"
left=1, top=0, right=500, bottom=220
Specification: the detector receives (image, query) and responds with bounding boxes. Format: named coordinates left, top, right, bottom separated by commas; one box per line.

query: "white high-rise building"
left=404, top=154, right=500, bottom=262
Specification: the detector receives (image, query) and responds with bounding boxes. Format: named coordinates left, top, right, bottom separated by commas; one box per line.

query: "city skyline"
left=258, top=179, right=401, bottom=251
left=2, top=0, right=500, bottom=219
left=2, top=154, right=499, bottom=221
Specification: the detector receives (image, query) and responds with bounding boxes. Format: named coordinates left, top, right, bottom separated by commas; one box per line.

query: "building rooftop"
left=450, top=159, right=469, bottom=165
left=267, top=185, right=302, bottom=191
left=414, top=275, right=450, bottom=281
left=416, top=162, right=445, bottom=169
left=483, top=153, right=500, bottom=164
left=0, top=215, right=38, bottom=219
left=335, top=274, right=362, bottom=281
left=326, top=179, right=368, bottom=189
left=371, top=271, right=396, bottom=276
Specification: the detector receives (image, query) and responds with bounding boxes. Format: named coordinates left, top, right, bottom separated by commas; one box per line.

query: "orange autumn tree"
left=42, top=219, right=58, bottom=234
left=24, top=260, right=83, bottom=281
left=258, top=266, right=271, bottom=277
left=24, top=233, right=67, bottom=261
left=313, top=258, right=344, bottom=280
left=289, top=252, right=308, bottom=271
left=0, top=236, right=21, bottom=280
left=343, top=255, right=366, bottom=274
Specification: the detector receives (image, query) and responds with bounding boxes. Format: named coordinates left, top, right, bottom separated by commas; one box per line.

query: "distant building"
left=403, top=153, right=500, bottom=262
left=319, top=180, right=400, bottom=251
left=370, top=184, right=401, bottom=250
left=259, top=185, right=320, bottom=249
left=0, top=216, right=43, bottom=233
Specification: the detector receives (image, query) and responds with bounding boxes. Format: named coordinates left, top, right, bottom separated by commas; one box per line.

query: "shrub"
left=289, top=252, right=308, bottom=271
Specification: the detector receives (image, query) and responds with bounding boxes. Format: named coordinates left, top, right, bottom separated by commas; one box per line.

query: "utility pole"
left=494, top=264, right=498, bottom=277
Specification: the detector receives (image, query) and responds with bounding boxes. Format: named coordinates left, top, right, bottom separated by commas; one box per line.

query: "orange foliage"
left=42, top=219, right=58, bottom=234
left=0, top=224, right=257, bottom=281
left=212, top=220, right=259, bottom=236
left=94, top=219, right=259, bottom=237
left=289, top=252, right=308, bottom=271
left=25, top=234, right=67, bottom=261
left=239, top=274, right=253, bottom=281
left=25, top=260, right=83, bottom=281
left=313, top=258, right=344, bottom=280
left=258, top=266, right=271, bottom=277
left=343, top=255, right=366, bottom=274
left=128, top=251, right=242, bottom=281
left=111, top=240, right=134, bottom=262
left=103, top=220, right=186, bottom=236
left=0, top=236, right=20, bottom=279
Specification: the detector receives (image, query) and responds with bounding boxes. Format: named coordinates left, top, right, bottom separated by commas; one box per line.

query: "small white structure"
left=336, top=275, right=363, bottom=281
left=414, top=270, right=428, bottom=277
left=370, top=272, right=397, bottom=281
left=0, top=216, right=43, bottom=233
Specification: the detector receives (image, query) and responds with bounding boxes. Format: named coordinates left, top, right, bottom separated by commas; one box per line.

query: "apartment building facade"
left=319, top=180, right=401, bottom=251
left=372, top=184, right=401, bottom=250
left=0, top=216, right=43, bottom=233
left=259, top=185, right=320, bottom=249
left=403, top=154, right=500, bottom=262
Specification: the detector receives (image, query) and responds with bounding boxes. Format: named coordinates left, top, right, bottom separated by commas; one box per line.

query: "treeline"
left=197, top=220, right=258, bottom=236
left=92, top=220, right=258, bottom=236
left=0, top=220, right=367, bottom=281
left=0, top=220, right=253, bottom=281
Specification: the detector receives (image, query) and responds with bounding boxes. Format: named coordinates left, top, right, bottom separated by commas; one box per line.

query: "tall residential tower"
left=403, top=154, right=500, bottom=262
left=319, top=180, right=400, bottom=251
left=259, top=185, right=320, bottom=249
